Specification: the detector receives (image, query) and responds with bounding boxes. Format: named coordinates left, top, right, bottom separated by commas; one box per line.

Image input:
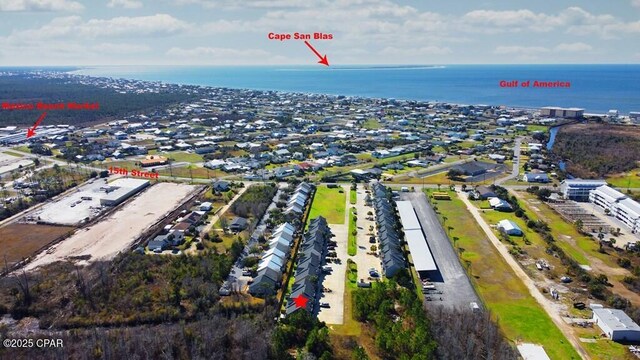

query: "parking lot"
left=400, top=191, right=480, bottom=309
left=317, top=185, right=349, bottom=324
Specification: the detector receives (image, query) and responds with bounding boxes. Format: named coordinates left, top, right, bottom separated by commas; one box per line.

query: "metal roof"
left=395, top=201, right=437, bottom=272
left=404, top=229, right=438, bottom=272
left=395, top=201, right=421, bottom=230
left=594, top=308, right=640, bottom=332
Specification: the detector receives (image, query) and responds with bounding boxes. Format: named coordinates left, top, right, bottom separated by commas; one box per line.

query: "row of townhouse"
left=285, top=217, right=332, bottom=316
left=248, top=182, right=315, bottom=297
left=371, top=183, right=406, bottom=277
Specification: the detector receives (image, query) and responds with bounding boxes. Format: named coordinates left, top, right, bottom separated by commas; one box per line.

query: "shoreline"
left=61, top=68, right=619, bottom=116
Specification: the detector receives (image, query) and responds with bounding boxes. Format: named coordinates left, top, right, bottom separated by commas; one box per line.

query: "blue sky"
left=0, top=0, right=639, bottom=65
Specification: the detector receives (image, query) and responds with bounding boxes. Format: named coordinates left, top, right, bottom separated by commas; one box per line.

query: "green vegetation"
left=352, top=281, right=437, bottom=359
left=347, top=258, right=358, bottom=284
left=583, top=340, right=637, bottom=360
left=271, top=311, right=333, bottom=360
left=307, top=185, right=346, bottom=224
left=229, top=184, right=276, bottom=219
left=516, top=191, right=615, bottom=267
left=12, top=145, right=31, bottom=153
left=426, top=189, right=580, bottom=359
left=164, top=151, right=204, bottom=163
left=0, top=165, right=88, bottom=222
left=2, top=151, right=24, bottom=157
left=0, top=75, right=196, bottom=126
left=606, top=168, right=640, bottom=188
left=348, top=208, right=358, bottom=256
left=526, top=125, right=549, bottom=133
left=349, top=188, right=357, bottom=204
left=553, top=123, right=640, bottom=178
left=362, top=118, right=381, bottom=129
left=1, top=248, right=242, bottom=328
left=208, top=184, right=275, bottom=251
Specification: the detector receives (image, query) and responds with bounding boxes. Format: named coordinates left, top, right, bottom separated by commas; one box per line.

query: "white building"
left=593, top=308, right=640, bottom=342
left=590, top=185, right=640, bottom=233
left=497, top=219, right=523, bottom=236
left=99, top=179, right=150, bottom=206
left=560, top=179, right=607, bottom=201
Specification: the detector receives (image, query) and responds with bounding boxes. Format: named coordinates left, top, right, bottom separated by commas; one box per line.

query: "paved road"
left=458, top=191, right=590, bottom=360
left=400, top=191, right=479, bottom=310
left=395, top=157, right=473, bottom=180
left=495, top=137, right=523, bottom=185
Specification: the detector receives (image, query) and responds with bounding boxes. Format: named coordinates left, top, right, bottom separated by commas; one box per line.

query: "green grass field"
left=3, top=151, right=24, bottom=157
left=526, top=125, right=549, bottom=133
left=427, top=189, right=581, bottom=360
left=606, top=168, right=640, bottom=189
left=307, top=185, right=346, bottom=224
left=164, top=151, right=204, bottom=163
left=158, top=164, right=229, bottom=180
left=12, top=145, right=31, bottom=153
left=348, top=208, right=357, bottom=256
left=362, top=118, right=381, bottom=129
left=350, top=189, right=357, bottom=204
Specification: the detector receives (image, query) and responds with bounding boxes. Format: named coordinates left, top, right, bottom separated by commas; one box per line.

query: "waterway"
left=546, top=126, right=560, bottom=151
left=546, top=125, right=567, bottom=172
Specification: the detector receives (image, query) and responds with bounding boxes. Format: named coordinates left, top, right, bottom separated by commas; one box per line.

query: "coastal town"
left=1, top=70, right=640, bottom=360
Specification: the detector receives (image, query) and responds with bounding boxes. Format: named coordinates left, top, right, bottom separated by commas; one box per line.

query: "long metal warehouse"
left=395, top=201, right=437, bottom=272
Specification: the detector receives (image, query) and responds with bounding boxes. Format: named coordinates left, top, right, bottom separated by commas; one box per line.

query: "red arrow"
left=304, top=40, right=329, bottom=66
left=26, top=112, right=47, bottom=139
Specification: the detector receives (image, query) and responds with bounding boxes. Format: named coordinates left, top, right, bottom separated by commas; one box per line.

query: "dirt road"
left=459, top=191, right=590, bottom=360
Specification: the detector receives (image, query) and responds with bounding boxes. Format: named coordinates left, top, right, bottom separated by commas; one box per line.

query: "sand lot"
left=0, top=152, right=32, bottom=175
left=25, top=183, right=197, bottom=270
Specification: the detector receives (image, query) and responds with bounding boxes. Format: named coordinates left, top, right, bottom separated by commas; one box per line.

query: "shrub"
left=618, top=258, right=632, bottom=269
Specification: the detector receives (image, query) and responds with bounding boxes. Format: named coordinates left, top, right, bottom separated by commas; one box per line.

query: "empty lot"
left=0, top=152, right=33, bottom=175
left=0, top=224, right=74, bottom=268
left=25, top=183, right=197, bottom=270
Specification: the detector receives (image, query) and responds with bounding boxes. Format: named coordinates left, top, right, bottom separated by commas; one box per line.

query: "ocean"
left=72, top=64, right=640, bottom=114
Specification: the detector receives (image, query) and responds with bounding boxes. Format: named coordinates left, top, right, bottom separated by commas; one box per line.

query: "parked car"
left=319, top=302, right=330, bottom=308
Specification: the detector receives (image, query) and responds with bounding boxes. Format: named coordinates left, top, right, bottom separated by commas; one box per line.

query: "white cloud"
left=494, top=46, right=550, bottom=55
left=553, top=42, right=592, bottom=52
left=93, top=43, right=150, bottom=54
left=462, top=9, right=556, bottom=32
left=460, top=7, right=634, bottom=38
left=107, top=0, right=143, bottom=9
left=0, top=0, right=83, bottom=12
left=6, top=14, right=188, bottom=41
left=632, top=0, right=640, bottom=8
left=167, top=47, right=269, bottom=57
left=79, top=14, right=187, bottom=37
left=380, top=46, right=451, bottom=56
left=166, top=46, right=293, bottom=64
left=495, top=42, right=593, bottom=57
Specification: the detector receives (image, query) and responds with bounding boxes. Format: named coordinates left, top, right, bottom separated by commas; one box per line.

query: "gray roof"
left=230, top=217, right=248, bottom=227
left=594, top=308, right=640, bottom=332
